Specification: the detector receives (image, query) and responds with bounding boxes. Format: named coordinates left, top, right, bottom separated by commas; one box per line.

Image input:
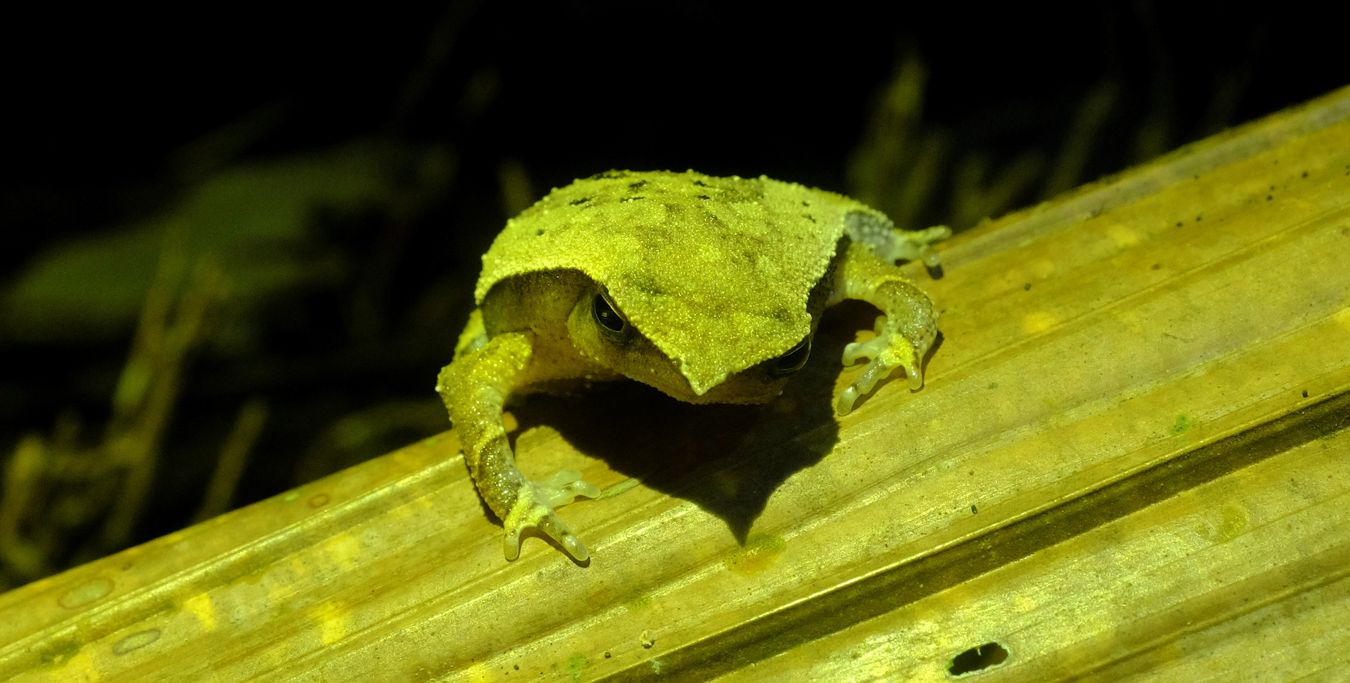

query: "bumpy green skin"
left=437, top=170, right=949, bottom=562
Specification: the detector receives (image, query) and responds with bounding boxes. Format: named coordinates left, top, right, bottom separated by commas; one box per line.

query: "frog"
left=436, top=170, right=949, bottom=562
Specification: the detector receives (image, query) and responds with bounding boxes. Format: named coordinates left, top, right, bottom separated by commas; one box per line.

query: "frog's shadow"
left=508, top=303, right=899, bottom=546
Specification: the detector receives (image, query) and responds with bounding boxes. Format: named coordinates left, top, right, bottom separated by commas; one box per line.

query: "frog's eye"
left=769, top=337, right=811, bottom=376
left=592, top=292, right=631, bottom=342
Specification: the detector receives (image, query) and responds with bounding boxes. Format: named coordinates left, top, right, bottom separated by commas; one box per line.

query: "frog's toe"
left=836, top=354, right=891, bottom=415
left=877, top=225, right=952, bottom=267
left=537, top=469, right=602, bottom=503
left=836, top=346, right=924, bottom=415
left=841, top=336, right=889, bottom=366
left=502, top=502, right=591, bottom=562
left=502, top=470, right=600, bottom=562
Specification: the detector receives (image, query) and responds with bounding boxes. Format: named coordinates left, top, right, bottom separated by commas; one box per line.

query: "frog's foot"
left=836, top=317, right=928, bottom=415
left=880, top=225, right=952, bottom=269
left=502, top=469, right=601, bottom=562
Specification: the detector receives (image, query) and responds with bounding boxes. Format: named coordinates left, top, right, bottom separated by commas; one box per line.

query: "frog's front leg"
left=436, top=330, right=599, bottom=561
left=830, top=241, right=941, bottom=415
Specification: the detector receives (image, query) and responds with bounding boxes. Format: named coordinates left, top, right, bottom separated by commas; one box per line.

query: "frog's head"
left=476, top=170, right=849, bottom=404
left=566, top=285, right=814, bottom=404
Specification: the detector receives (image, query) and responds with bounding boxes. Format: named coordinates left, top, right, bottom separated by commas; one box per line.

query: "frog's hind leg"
left=844, top=211, right=950, bottom=269
left=436, top=331, right=600, bottom=561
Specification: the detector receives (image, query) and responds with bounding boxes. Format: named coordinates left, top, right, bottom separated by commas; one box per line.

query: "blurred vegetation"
left=1, top=3, right=1341, bottom=589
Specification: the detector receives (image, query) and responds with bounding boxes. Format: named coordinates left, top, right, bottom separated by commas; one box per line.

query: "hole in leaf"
left=947, top=641, right=1009, bottom=676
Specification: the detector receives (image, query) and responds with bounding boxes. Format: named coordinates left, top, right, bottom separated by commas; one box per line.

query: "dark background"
left=0, top=1, right=1343, bottom=585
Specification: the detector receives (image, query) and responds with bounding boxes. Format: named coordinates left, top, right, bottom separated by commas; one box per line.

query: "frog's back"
left=475, top=170, right=881, bottom=392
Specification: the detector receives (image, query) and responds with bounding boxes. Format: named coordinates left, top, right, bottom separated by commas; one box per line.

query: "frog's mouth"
left=690, top=384, right=784, bottom=405
left=669, top=369, right=788, bottom=406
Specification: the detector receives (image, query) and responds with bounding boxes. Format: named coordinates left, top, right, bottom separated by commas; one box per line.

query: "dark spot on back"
left=620, top=196, right=646, bottom=203
left=802, top=214, right=816, bottom=223
left=569, top=197, right=591, bottom=206
left=696, top=194, right=710, bottom=200
left=628, top=180, right=648, bottom=191
left=692, top=179, right=709, bottom=187
left=590, top=170, right=629, bottom=180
